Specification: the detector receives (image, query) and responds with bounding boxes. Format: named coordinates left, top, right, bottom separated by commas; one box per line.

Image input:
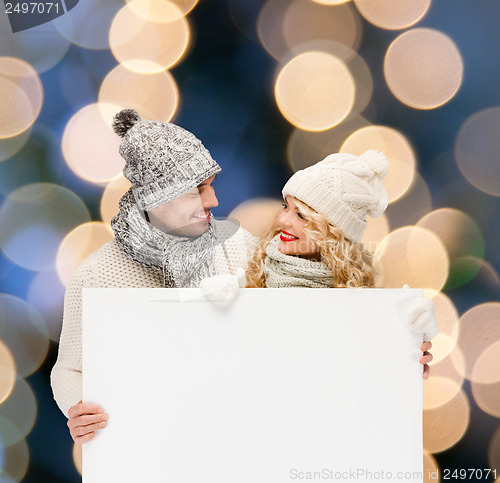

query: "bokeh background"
left=1, top=0, right=500, bottom=481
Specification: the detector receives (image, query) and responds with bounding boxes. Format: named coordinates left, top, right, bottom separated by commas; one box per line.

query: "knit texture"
left=51, top=222, right=256, bottom=417
left=264, top=235, right=333, bottom=288
left=113, top=109, right=221, bottom=211
left=282, top=150, right=389, bottom=242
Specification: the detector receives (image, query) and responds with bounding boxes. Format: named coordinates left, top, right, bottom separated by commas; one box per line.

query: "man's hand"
left=420, top=341, right=433, bottom=380
left=67, top=401, right=108, bottom=444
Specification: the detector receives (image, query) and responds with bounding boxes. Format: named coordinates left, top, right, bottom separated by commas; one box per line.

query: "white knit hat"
left=282, top=150, right=389, bottom=243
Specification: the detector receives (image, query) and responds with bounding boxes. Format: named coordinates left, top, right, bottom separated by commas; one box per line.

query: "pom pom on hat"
left=359, top=149, right=389, bottom=179
left=112, top=108, right=141, bottom=138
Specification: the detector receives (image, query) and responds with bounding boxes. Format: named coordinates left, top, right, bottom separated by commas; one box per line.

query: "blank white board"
left=83, top=288, right=423, bottom=483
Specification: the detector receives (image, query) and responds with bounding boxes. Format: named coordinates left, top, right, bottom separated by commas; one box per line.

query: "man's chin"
left=172, top=220, right=210, bottom=237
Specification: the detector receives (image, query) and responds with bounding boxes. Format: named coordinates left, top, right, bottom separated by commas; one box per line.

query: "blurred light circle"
left=423, top=388, right=469, bottom=453
left=489, top=425, right=500, bottom=477
left=0, top=379, right=37, bottom=448
left=384, top=173, right=432, bottom=230
left=0, top=13, right=70, bottom=74
left=0, top=439, right=29, bottom=481
left=275, top=51, right=355, bottom=131
left=340, top=125, right=416, bottom=202
left=109, top=0, right=190, bottom=73
left=0, top=340, right=16, bottom=404
left=56, top=222, right=114, bottom=286
left=125, top=0, right=199, bottom=17
left=99, top=65, right=179, bottom=123
left=0, top=183, right=90, bottom=271
left=54, top=0, right=123, bottom=50
left=354, top=0, right=431, bottom=30
left=62, top=103, right=124, bottom=184
left=423, top=451, right=439, bottom=483
left=0, top=58, right=43, bottom=139
left=361, top=214, right=389, bottom=253
left=423, top=377, right=461, bottom=410
left=472, top=380, right=500, bottom=418
left=283, top=1, right=361, bottom=56
left=423, top=291, right=459, bottom=364
left=471, top=340, right=500, bottom=384
left=429, top=346, right=465, bottom=391
left=384, top=28, right=463, bottom=110
left=228, top=199, right=283, bottom=239
left=27, top=271, right=65, bottom=342
left=0, top=129, right=31, bottom=163
left=101, top=176, right=131, bottom=225
left=455, top=107, right=500, bottom=197
left=417, top=208, right=485, bottom=289
left=451, top=303, right=500, bottom=381
left=313, top=0, right=351, bottom=4
left=287, top=116, right=372, bottom=172
left=0, top=294, right=49, bottom=378
left=73, top=443, right=82, bottom=475
left=374, top=226, right=449, bottom=290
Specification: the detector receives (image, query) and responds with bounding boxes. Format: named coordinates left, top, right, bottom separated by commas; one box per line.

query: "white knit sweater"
left=51, top=221, right=256, bottom=417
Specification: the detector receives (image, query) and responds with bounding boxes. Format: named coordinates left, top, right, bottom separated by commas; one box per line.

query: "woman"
left=244, top=150, right=437, bottom=377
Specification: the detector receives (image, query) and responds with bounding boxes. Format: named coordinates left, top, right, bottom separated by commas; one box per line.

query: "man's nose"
left=202, top=187, right=218, bottom=210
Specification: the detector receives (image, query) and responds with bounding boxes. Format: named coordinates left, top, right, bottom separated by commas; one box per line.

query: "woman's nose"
left=277, top=209, right=291, bottom=227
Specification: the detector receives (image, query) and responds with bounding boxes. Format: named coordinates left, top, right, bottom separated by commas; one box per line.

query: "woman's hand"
left=67, top=401, right=108, bottom=444
left=420, top=341, right=433, bottom=380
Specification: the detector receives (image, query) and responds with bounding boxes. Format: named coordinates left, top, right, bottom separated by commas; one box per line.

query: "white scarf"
left=264, top=235, right=333, bottom=288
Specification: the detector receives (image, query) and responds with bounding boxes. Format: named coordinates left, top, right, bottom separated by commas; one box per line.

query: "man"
left=51, top=109, right=255, bottom=444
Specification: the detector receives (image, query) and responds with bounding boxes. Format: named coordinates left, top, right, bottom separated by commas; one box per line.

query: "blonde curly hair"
left=246, top=197, right=376, bottom=288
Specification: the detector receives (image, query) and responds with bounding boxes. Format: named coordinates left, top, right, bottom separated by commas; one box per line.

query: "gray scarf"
left=111, top=189, right=217, bottom=288
left=264, top=234, right=333, bottom=288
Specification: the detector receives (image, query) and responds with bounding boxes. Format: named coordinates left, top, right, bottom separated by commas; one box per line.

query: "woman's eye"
left=281, top=203, right=288, bottom=209
left=297, top=212, right=305, bottom=220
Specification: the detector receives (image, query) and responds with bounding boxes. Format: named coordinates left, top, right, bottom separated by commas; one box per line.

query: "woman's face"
left=276, top=196, right=321, bottom=259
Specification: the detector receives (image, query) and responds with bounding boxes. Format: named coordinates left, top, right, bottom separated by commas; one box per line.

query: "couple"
left=51, top=109, right=437, bottom=445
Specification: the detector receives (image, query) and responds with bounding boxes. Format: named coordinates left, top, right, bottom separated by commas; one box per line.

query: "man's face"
left=147, top=175, right=219, bottom=237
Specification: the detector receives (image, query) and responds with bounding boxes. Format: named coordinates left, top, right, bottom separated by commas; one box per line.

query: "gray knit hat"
left=282, top=150, right=389, bottom=243
left=112, top=109, right=221, bottom=211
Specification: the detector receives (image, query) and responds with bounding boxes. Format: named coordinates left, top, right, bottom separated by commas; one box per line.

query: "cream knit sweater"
left=51, top=221, right=256, bottom=417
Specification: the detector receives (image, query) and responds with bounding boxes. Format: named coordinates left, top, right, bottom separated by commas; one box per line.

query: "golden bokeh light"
left=0, top=57, right=43, bottom=139
left=109, top=0, right=190, bottom=74
left=0, top=378, right=37, bottom=447
left=56, top=222, right=114, bottom=286
left=283, top=0, right=361, bottom=56
left=101, top=175, right=132, bottom=225
left=0, top=339, right=16, bottom=404
left=287, top=116, right=372, bottom=172
left=471, top=341, right=500, bottom=384
left=384, top=173, right=432, bottom=230
left=354, top=0, right=431, bottom=30
left=313, top=0, right=351, bottom=4
left=99, top=65, right=179, bottom=123
left=489, top=425, right=500, bottom=475
left=429, top=346, right=465, bottom=391
left=361, top=214, right=389, bottom=253
left=258, top=0, right=360, bottom=61
left=417, top=208, right=484, bottom=288
left=62, top=103, right=124, bottom=184
left=340, top=125, right=416, bottom=203
left=73, top=443, right=82, bottom=475
left=423, top=376, right=461, bottom=411
left=472, top=380, right=500, bottom=418
left=374, top=226, right=449, bottom=290
left=451, top=303, right=500, bottom=381
left=0, top=294, right=49, bottom=378
left=0, top=183, right=90, bottom=271
left=0, top=128, right=31, bottom=163
left=0, top=438, right=30, bottom=482
left=455, top=107, right=500, bottom=197
left=384, top=28, right=463, bottom=109
left=126, top=0, right=199, bottom=17
left=228, top=199, right=283, bottom=239
left=423, top=451, right=439, bottom=483
left=423, top=387, right=469, bottom=453
left=275, top=51, right=355, bottom=132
